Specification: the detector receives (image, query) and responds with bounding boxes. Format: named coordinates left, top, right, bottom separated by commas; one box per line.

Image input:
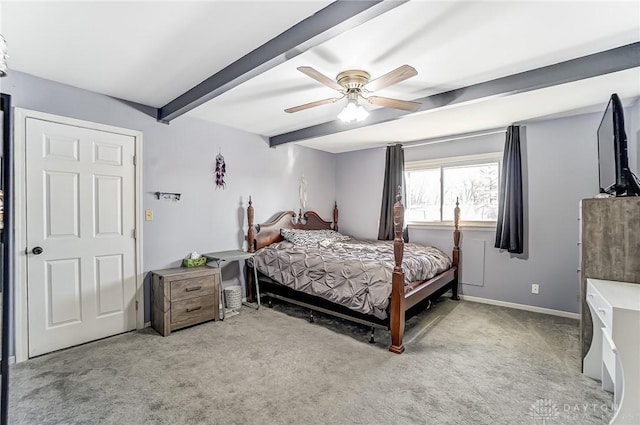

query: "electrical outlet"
left=145, top=210, right=154, bottom=221
left=531, top=284, right=540, bottom=294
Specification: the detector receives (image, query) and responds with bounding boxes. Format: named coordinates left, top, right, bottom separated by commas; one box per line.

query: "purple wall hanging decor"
left=215, top=150, right=226, bottom=189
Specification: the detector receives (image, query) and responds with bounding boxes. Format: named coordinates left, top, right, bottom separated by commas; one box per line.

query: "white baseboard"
left=460, top=295, right=579, bottom=320
left=144, top=321, right=151, bottom=328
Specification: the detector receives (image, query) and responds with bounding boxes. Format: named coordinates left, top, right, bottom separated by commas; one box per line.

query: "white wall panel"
left=95, top=254, right=124, bottom=316
left=46, top=258, right=81, bottom=326
left=45, top=171, right=79, bottom=238
left=94, top=141, right=122, bottom=166
left=94, top=175, right=122, bottom=236
left=44, top=135, right=79, bottom=161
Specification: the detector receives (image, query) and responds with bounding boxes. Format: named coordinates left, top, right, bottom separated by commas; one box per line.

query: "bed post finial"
left=393, top=186, right=404, bottom=270
left=389, top=185, right=406, bottom=354
left=333, top=201, right=339, bottom=232
left=451, top=197, right=460, bottom=300
left=454, top=197, right=460, bottom=231
left=247, top=196, right=255, bottom=253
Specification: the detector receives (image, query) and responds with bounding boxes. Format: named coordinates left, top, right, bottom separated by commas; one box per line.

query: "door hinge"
left=132, top=228, right=137, bottom=239
left=133, top=155, right=137, bottom=166
left=135, top=300, right=139, bottom=311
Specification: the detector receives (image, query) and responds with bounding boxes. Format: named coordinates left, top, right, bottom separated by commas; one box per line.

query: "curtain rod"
left=399, top=128, right=507, bottom=149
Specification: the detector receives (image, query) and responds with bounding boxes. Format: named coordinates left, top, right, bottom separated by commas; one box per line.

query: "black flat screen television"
left=597, top=93, right=640, bottom=196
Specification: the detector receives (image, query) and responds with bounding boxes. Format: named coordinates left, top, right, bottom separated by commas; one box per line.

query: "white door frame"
left=13, top=108, right=144, bottom=362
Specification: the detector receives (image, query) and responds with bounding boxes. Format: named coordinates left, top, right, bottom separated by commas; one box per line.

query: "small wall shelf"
left=154, top=192, right=181, bottom=201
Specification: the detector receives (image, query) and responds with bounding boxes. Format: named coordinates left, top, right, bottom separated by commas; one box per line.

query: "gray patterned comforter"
left=253, top=239, right=451, bottom=319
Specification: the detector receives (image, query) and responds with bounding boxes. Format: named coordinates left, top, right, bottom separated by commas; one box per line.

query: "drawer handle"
left=186, top=306, right=202, bottom=313
left=598, top=308, right=606, bottom=315
left=185, top=286, right=202, bottom=292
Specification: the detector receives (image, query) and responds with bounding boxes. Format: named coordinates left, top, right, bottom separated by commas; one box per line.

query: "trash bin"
left=224, top=285, right=242, bottom=312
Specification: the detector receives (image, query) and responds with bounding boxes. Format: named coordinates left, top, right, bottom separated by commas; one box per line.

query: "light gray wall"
left=335, top=147, right=386, bottom=238
left=4, top=71, right=336, bottom=322
left=336, top=112, right=611, bottom=314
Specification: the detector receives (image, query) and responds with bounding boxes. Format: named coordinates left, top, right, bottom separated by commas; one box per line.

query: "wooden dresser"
left=580, top=198, right=640, bottom=361
left=151, top=266, right=221, bottom=336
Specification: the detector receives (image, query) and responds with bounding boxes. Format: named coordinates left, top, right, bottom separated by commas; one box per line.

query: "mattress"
left=253, top=239, right=451, bottom=319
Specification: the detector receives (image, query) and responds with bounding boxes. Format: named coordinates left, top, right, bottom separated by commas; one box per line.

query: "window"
left=405, top=153, right=501, bottom=226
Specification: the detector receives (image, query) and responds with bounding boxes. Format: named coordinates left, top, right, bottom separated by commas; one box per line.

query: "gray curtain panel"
left=495, top=125, right=524, bottom=254
left=378, top=144, right=408, bottom=241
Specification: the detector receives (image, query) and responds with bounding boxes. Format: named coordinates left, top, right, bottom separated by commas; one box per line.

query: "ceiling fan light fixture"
left=338, top=98, right=369, bottom=123
left=285, top=65, right=419, bottom=118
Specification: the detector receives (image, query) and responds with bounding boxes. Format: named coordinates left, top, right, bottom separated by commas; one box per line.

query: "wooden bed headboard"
left=247, top=197, right=338, bottom=252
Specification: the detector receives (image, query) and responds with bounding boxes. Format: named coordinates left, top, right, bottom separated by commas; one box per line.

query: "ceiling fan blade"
left=297, top=66, right=343, bottom=91
left=365, top=65, right=417, bottom=92
left=367, top=96, right=421, bottom=112
left=285, top=97, right=341, bottom=113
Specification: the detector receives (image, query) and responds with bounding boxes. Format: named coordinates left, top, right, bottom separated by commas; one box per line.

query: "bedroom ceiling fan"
left=285, top=65, right=421, bottom=123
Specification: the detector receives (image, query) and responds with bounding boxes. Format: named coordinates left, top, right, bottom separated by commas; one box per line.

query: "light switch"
left=145, top=210, right=153, bottom=221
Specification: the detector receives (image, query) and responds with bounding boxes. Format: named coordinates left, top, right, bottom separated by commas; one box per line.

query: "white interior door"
left=26, top=117, right=137, bottom=357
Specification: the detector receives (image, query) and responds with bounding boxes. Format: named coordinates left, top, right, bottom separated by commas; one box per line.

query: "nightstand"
left=151, top=266, right=221, bottom=336
left=203, top=250, right=260, bottom=320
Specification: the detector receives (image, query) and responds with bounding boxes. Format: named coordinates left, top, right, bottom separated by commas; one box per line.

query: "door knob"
left=31, top=246, right=44, bottom=255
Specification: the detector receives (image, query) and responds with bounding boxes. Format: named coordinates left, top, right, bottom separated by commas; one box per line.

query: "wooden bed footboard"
left=388, top=188, right=461, bottom=354
left=388, top=188, right=407, bottom=353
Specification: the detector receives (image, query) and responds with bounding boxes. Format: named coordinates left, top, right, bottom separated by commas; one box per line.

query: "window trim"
left=405, top=152, right=502, bottom=226
left=407, top=221, right=497, bottom=231
left=405, top=152, right=503, bottom=171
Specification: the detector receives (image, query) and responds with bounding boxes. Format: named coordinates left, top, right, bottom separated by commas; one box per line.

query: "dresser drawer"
left=171, top=295, right=216, bottom=327
left=171, top=275, right=217, bottom=301
left=602, top=327, right=617, bottom=385
left=586, top=284, right=612, bottom=329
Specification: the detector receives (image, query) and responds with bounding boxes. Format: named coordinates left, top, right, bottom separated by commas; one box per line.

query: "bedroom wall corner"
left=335, top=111, right=605, bottom=315
left=3, top=70, right=337, bottom=325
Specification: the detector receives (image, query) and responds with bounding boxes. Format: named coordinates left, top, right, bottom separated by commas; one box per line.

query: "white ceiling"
left=1, top=1, right=332, bottom=106
left=2, top=1, right=640, bottom=153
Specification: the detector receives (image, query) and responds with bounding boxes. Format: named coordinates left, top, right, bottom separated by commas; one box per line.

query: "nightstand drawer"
left=171, top=275, right=217, bottom=301
left=171, top=295, right=216, bottom=326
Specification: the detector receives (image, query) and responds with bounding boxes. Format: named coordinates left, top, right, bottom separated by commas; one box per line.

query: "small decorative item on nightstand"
left=182, top=257, right=207, bottom=268
left=182, top=251, right=207, bottom=268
